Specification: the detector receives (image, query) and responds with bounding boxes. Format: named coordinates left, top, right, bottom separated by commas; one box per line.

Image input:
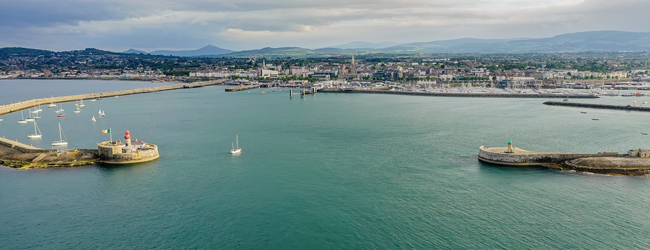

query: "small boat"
left=100, top=110, right=105, bottom=116
left=78, top=99, right=85, bottom=108
left=592, top=118, right=599, bottom=121
left=91, top=116, right=96, bottom=122
left=74, top=107, right=82, bottom=113
left=230, top=135, right=242, bottom=154
left=52, top=123, right=68, bottom=146
left=90, top=99, right=97, bottom=102
left=57, top=110, right=66, bottom=117
left=33, top=113, right=41, bottom=119
left=17, top=111, right=27, bottom=124
left=55, top=104, right=64, bottom=114
left=642, top=132, right=648, bottom=135
left=97, top=98, right=102, bottom=100
left=28, top=120, right=42, bottom=139
left=98, top=109, right=102, bottom=115
left=48, top=96, right=57, bottom=108
left=25, top=110, right=35, bottom=122
left=31, top=109, right=40, bottom=114
left=580, top=112, right=587, bottom=114
left=262, top=91, right=266, bottom=94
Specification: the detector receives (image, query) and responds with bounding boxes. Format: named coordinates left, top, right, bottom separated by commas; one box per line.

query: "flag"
left=102, top=129, right=111, bottom=134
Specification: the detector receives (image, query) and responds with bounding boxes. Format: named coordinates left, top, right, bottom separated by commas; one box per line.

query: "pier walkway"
left=0, top=80, right=225, bottom=116
left=543, top=101, right=650, bottom=112
left=320, top=89, right=599, bottom=98
left=0, top=137, right=48, bottom=153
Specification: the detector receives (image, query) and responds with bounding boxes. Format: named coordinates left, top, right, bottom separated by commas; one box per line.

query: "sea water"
left=1, top=81, right=649, bottom=249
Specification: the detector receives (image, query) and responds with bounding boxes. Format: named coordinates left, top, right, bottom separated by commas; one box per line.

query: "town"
left=2, top=48, right=650, bottom=91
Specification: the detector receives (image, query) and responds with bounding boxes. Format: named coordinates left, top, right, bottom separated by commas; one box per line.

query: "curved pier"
left=543, top=101, right=650, bottom=112
left=0, top=80, right=225, bottom=116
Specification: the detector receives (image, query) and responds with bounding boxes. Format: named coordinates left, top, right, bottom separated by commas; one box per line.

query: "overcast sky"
left=1, top=0, right=649, bottom=52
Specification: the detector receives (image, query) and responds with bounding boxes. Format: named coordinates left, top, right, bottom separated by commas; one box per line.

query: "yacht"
left=28, top=120, right=42, bottom=139
left=17, top=111, right=27, bottom=124
left=25, top=110, right=35, bottom=122
left=230, top=135, right=242, bottom=154
left=52, top=123, right=68, bottom=146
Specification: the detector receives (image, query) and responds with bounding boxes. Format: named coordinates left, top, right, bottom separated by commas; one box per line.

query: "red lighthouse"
left=124, top=130, right=132, bottom=146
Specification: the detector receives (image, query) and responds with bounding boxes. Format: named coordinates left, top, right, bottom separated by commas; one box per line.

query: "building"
left=97, top=130, right=159, bottom=164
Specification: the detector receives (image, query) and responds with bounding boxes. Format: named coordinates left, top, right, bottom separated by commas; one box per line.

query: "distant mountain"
left=381, top=31, right=650, bottom=53
left=220, top=47, right=321, bottom=58
left=123, top=49, right=148, bottom=54
left=329, top=41, right=401, bottom=49
left=122, top=45, right=233, bottom=57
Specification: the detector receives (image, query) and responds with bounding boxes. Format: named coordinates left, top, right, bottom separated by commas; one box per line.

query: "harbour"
left=2, top=80, right=650, bottom=249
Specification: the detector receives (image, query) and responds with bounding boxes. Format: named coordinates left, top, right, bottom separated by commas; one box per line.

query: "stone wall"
left=478, top=146, right=623, bottom=165
left=0, top=139, right=56, bottom=154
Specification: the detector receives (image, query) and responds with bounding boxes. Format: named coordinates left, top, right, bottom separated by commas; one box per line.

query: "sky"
left=1, top=0, right=649, bottom=52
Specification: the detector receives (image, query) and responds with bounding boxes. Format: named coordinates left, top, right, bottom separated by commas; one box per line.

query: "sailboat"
left=25, top=109, right=35, bottom=122
left=28, top=120, right=42, bottom=139
left=74, top=107, right=82, bottom=113
left=17, top=111, right=27, bottom=124
left=230, top=135, right=242, bottom=154
left=78, top=99, right=85, bottom=108
left=101, top=110, right=105, bottom=116
left=55, top=104, right=64, bottom=114
left=91, top=116, right=96, bottom=122
left=52, top=123, right=68, bottom=146
left=33, top=111, right=41, bottom=119
left=57, top=109, right=66, bottom=117
left=48, top=96, right=57, bottom=108
left=98, top=109, right=102, bottom=115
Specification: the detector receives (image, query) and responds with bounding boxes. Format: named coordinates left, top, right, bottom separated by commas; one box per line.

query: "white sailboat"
left=230, top=135, right=242, bottom=154
left=98, top=109, right=102, bottom=115
left=55, top=104, right=64, bottom=113
left=48, top=96, right=57, bottom=108
left=25, top=109, right=35, bottom=122
left=17, top=111, right=27, bottom=124
left=91, top=116, right=96, bottom=122
left=52, top=123, right=68, bottom=146
left=101, top=110, right=105, bottom=116
left=78, top=99, right=85, bottom=108
left=28, top=120, right=42, bottom=139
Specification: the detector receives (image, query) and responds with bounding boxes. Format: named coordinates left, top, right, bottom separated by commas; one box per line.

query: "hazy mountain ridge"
left=5, top=31, right=650, bottom=58
left=123, top=45, right=233, bottom=57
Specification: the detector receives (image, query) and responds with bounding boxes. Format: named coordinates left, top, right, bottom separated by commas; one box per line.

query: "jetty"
left=225, top=85, right=260, bottom=92
left=478, top=141, right=650, bottom=176
left=0, top=130, right=157, bottom=169
left=0, top=80, right=225, bottom=116
left=543, top=101, right=650, bottom=112
left=320, top=89, right=599, bottom=98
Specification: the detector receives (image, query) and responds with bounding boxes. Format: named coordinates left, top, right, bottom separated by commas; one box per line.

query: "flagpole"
left=110, top=128, right=112, bottom=142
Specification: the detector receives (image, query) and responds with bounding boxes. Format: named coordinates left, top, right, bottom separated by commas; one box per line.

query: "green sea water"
left=1, top=83, right=650, bottom=249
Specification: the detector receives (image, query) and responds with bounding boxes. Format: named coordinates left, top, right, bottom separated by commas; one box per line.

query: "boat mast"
left=236, top=135, right=239, bottom=149
left=59, top=123, right=63, bottom=141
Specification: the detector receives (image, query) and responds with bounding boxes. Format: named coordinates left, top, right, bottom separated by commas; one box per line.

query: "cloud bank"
left=1, top=0, right=649, bottom=51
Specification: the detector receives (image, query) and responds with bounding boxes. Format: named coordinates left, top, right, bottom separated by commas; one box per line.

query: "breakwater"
left=543, top=101, right=650, bottom=112
left=0, top=80, right=225, bottom=115
left=478, top=146, right=622, bottom=166
left=225, top=85, right=260, bottom=92
left=320, top=89, right=599, bottom=98
left=478, top=146, right=650, bottom=176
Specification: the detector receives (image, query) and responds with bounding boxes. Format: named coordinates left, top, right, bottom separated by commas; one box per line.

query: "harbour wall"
left=543, top=101, right=650, bottom=112
left=478, top=146, right=623, bottom=166
left=0, top=137, right=56, bottom=154
left=320, top=89, right=599, bottom=99
left=0, top=80, right=225, bottom=116
left=225, top=85, right=260, bottom=92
